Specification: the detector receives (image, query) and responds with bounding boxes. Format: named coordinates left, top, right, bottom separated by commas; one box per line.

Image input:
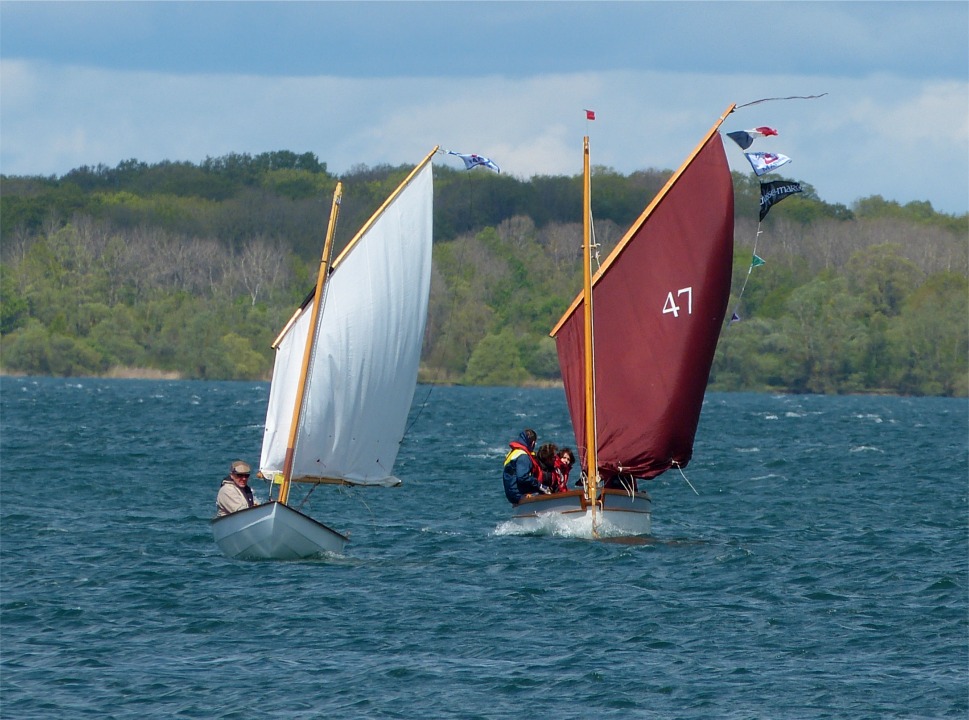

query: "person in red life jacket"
left=536, top=442, right=558, bottom=487
left=216, top=460, right=258, bottom=517
left=502, top=429, right=549, bottom=504
left=550, top=447, right=575, bottom=493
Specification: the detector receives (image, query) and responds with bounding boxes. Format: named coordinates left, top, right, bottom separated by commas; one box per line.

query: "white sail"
left=259, top=161, right=433, bottom=486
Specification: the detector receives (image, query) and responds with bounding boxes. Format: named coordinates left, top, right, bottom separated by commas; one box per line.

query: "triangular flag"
left=744, top=152, right=791, bottom=176
left=730, top=312, right=741, bottom=324
left=751, top=255, right=766, bottom=268
left=727, top=131, right=756, bottom=150
left=727, top=127, right=778, bottom=150
left=759, top=180, right=803, bottom=220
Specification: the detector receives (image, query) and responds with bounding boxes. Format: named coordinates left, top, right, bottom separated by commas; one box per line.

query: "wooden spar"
left=269, top=146, right=440, bottom=352
left=582, top=136, right=598, bottom=535
left=550, top=104, right=737, bottom=337
left=275, top=146, right=439, bottom=501
left=328, top=146, right=439, bottom=270
left=278, top=182, right=343, bottom=505
left=272, top=306, right=306, bottom=351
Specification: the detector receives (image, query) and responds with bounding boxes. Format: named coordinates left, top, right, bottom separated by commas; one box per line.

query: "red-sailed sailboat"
left=510, top=105, right=737, bottom=537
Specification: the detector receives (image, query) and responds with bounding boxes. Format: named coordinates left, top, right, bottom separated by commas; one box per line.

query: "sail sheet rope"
left=672, top=461, right=700, bottom=496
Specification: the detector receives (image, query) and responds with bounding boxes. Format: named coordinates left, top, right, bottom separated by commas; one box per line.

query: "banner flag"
left=447, top=151, right=500, bottom=173
left=727, top=126, right=779, bottom=150
left=744, top=152, right=791, bottom=176
left=751, top=254, right=766, bottom=268
left=759, top=180, right=803, bottom=220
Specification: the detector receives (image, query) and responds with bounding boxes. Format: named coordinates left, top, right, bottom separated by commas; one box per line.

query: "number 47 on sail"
left=662, top=286, right=693, bottom=318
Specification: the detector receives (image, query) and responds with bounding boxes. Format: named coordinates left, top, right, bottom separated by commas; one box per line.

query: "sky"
left=2, top=1, right=967, bottom=215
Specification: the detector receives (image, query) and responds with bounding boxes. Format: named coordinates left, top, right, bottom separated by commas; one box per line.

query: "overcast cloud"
left=2, top=1, right=967, bottom=214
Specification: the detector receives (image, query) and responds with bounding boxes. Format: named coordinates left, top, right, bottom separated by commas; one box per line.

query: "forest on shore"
left=1, top=150, right=966, bottom=396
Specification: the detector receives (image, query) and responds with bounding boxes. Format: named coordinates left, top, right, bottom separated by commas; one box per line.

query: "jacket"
left=502, top=433, right=544, bottom=504
left=216, top=476, right=256, bottom=517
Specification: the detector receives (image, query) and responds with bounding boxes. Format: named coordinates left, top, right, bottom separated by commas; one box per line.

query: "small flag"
left=744, top=152, right=791, bottom=176
left=447, top=150, right=500, bottom=173
left=759, top=180, right=803, bottom=220
left=727, top=127, right=779, bottom=150
left=751, top=255, right=766, bottom=268
left=585, top=109, right=596, bottom=120
left=730, top=312, right=741, bottom=324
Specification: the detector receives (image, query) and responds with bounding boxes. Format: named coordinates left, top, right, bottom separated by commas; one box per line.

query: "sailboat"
left=212, top=147, right=437, bottom=560
left=511, top=105, right=736, bottom=537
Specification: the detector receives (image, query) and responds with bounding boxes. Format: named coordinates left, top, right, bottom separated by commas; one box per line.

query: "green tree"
left=886, top=273, right=969, bottom=395
left=464, top=329, right=529, bottom=385
left=0, top=263, right=28, bottom=334
left=778, top=276, right=869, bottom=393
left=846, top=243, right=923, bottom=317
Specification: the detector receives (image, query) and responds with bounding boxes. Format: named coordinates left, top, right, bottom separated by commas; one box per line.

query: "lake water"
left=1, top=377, right=966, bottom=718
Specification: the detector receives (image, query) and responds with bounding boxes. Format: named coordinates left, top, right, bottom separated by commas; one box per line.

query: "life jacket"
left=550, top=457, right=571, bottom=493
left=504, top=442, right=543, bottom=483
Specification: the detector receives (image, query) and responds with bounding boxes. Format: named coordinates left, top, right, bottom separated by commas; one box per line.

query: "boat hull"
left=211, top=501, right=348, bottom=560
left=510, top=489, right=652, bottom=537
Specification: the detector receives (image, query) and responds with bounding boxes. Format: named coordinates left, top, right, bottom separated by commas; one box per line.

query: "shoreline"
left=0, top=368, right=565, bottom=388
left=1, top=367, right=184, bottom=381
left=0, top=370, right=960, bottom=397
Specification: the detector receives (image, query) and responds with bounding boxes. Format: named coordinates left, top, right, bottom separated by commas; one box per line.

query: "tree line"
left=1, top=151, right=966, bottom=396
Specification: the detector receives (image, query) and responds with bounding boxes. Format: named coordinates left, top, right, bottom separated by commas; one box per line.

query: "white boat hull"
left=211, top=501, right=348, bottom=560
left=510, top=489, right=652, bottom=538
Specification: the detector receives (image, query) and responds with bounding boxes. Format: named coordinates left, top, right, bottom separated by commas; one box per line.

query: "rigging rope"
left=672, top=461, right=700, bottom=496
left=403, top=384, right=434, bottom=438
left=736, top=93, right=828, bottom=109
left=726, top=223, right=764, bottom=330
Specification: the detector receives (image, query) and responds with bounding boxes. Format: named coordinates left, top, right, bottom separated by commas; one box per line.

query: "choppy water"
left=1, top=377, right=966, bottom=719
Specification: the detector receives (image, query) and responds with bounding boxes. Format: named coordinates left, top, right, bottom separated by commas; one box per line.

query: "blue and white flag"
left=447, top=151, right=500, bottom=173
left=744, top=151, right=791, bottom=176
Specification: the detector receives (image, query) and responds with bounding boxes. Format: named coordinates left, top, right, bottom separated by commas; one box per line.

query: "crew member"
left=216, top=460, right=257, bottom=517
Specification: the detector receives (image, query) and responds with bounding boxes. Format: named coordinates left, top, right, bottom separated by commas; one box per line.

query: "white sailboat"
left=510, top=106, right=737, bottom=538
left=212, top=147, right=437, bottom=559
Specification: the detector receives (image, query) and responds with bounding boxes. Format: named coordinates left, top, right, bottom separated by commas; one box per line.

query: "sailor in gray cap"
left=216, top=460, right=257, bottom=517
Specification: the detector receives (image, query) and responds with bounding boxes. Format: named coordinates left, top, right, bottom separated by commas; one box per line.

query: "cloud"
left=1, top=60, right=967, bottom=214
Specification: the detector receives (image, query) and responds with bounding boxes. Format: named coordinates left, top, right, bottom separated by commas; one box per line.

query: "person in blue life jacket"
left=216, top=460, right=258, bottom=517
left=502, top=429, right=550, bottom=504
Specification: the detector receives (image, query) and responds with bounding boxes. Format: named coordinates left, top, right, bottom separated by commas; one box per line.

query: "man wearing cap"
left=216, top=460, right=258, bottom=517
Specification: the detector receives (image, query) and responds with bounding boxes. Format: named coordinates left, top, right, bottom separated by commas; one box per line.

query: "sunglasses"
left=234, top=472, right=250, bottom=478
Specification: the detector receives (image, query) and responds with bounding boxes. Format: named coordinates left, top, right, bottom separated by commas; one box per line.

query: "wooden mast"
left=270, top=146, right=438, bottom=497
left=552, top=104, right=738, bottom=330
left=582, top=136, right=599, bottom=535
left=277, top=182, right=343, bottom=505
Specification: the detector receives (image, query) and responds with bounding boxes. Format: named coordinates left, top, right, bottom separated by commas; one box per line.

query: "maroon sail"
left=552, top=126, right=734, bottom=480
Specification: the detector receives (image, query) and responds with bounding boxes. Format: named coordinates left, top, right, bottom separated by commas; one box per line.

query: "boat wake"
left=494, top=513, right=649, bottom=541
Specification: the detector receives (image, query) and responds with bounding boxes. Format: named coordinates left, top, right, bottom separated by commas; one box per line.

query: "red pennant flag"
left=754, top=126, right=778, bottom=136
left=585, top=109, right=596, bottom=120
